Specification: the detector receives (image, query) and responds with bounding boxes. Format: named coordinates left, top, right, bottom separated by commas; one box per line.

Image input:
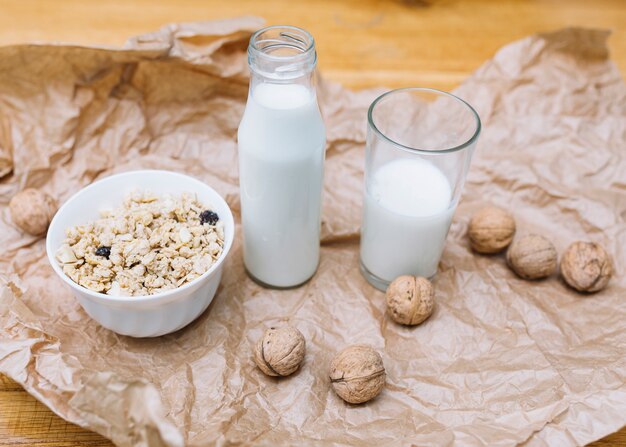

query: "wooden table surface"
left=0, top=0, right=624, bottom=445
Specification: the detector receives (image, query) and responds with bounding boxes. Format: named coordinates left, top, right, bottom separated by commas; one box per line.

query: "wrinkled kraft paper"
left=0, top=17, right=624, bottom=447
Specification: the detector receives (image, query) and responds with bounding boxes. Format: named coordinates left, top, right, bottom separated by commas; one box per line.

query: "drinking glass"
left=360, top=88, right=481, bottom=291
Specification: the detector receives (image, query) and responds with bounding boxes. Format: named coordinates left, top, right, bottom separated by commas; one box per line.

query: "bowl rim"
left=46, top=169, right=235, bottom=304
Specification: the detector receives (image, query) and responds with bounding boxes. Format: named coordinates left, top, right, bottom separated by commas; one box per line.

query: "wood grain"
left=0, top=0, right=624, bottom=445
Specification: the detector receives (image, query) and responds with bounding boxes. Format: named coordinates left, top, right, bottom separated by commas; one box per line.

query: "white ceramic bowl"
left=46, top=170, right=235, bottom=338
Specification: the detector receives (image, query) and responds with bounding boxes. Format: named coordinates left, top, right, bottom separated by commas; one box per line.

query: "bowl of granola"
left=46, top=170, right=235, bottom=337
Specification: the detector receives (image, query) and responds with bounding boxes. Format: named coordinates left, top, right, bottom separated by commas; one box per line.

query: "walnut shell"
left=9, top=188, right=57, bottom=236
left=560, top=242, right=612, bottom=293
left=253, top=326, right=305, bottom=377
left=329, top=345, right=386, bottom=404
left=506, top=234, right=557, bottom=280
left=468, top=206, right=516, bottom=254
left=386, top=275, right=434, bottom=326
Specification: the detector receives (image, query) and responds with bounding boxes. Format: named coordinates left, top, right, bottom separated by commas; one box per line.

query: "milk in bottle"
left=238, top=26, right=325, bottom=288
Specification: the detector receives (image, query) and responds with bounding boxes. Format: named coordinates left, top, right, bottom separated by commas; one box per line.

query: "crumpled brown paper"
left=0, top=18, right=624, bottom=447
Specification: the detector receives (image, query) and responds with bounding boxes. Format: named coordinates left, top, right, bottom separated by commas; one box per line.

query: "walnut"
left=468, top=206, right=516, bottom=254
left=560, top=242, right=612, bottom=293
left=386, top=276, right=434, bottom=325
left=254, top=326, right=306, bottom=377
left=506, top=234, right=557, bottom=280
left=9, top=188, right=57, bottom=236
left=329, top=345, right=386, bottom=404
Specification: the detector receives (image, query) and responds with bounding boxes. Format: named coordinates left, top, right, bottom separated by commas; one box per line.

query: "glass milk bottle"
left=238, top=26, right=325, bottom=288
left=360, top=88, right=480, bottom=291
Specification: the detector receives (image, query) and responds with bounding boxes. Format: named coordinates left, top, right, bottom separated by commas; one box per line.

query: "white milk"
left=238, top=83, right=325, bottom=287
left=360, top=158, right=455, bottom=285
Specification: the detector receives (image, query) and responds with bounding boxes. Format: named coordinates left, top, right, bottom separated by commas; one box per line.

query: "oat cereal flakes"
left=56, top=191, right=225, bottom=296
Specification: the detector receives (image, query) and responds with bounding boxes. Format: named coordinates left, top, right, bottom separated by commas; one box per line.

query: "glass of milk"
left=238, top=26, right=325, bottom=288
left=360, top=88, right=481, bottom=290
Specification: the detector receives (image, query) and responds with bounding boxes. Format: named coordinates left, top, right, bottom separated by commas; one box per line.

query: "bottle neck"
left=247, top=25, right=317, bottom=90
left=249, top=69, right=315, bottom=93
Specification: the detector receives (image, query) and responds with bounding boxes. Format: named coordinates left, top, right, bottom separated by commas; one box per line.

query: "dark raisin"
left=95, top=246, right=111, bottom=259
left=200, top=210, right=219, bottom=225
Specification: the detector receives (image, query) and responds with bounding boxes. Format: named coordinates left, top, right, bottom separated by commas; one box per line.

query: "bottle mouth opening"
left=250, top=25, right=315, bottom=59
left=248, top=25, right=317, bottom=79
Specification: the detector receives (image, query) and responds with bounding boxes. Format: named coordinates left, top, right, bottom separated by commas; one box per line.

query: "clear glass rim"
left=367, top=87, right=481, bottom=155
left=249, top=25, right=315, bottom=62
